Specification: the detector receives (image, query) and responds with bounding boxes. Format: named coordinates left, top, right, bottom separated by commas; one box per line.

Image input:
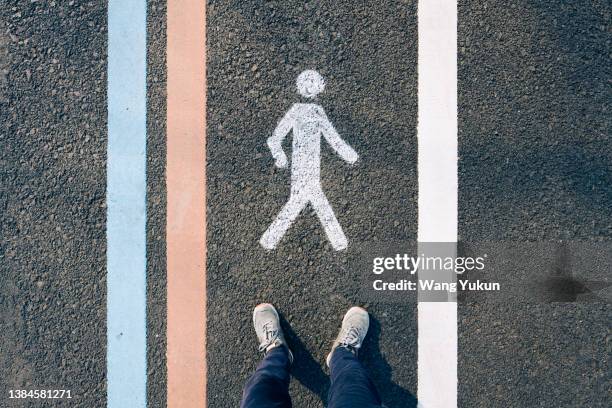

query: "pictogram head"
left=296, top=70, right=325, bottom=98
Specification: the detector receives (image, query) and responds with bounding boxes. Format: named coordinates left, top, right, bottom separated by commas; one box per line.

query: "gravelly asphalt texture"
left=458, top=1, right=610, bottom=407
left=0, top=0, right=609, bottom=408
left=207, top=1, right=418, bottom=407
left=146, top=1, right=167, bottom=406
left=1, top=1, right=107, bottom=407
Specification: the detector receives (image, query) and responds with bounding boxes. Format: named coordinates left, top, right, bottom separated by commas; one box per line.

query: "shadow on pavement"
left=362, top=316, right=418, bottom=408
left=281, top=313, right=417, bottom=407
left=280, top=315, right=331, bottom=404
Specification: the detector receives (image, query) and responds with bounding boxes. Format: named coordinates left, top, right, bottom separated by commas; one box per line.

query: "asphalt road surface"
left=0, top=1, right=609, bottom=407
left=207, top=1, right=418, bottom=406
left=458, top=1, right=610, bottom=407
left=1, top=1, right=107, bottom=407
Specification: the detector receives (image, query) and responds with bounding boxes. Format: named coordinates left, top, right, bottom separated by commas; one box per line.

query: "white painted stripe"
left=107, top=1, right=147, bottom=407
left=417, top=0, right=458, bottom=407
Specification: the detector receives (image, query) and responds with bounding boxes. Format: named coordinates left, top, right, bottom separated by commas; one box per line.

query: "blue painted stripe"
left=107, top=1, right=147, bottom=407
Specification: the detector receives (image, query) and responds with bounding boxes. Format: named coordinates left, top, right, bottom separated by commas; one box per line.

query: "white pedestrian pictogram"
left=260, top=70, right=359, bottom=251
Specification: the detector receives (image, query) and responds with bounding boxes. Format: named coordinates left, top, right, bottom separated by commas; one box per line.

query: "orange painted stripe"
left=166, top=0, right=207, bottom=406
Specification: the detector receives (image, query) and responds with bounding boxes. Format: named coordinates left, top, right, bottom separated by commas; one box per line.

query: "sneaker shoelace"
left=258, top=321, right=280, bottom=352
left=338, top=326, right=362, bottom=349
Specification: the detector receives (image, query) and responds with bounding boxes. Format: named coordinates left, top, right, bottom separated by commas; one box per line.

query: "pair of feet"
left=253, top=303, right=370, bottom=367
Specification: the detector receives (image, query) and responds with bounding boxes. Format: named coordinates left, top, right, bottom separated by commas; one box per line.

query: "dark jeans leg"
left=240, top=346, right=292, bottom=408
left=327, top=347, right=383, bottom=408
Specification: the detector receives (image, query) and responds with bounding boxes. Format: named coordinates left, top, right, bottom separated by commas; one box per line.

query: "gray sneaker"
left=253, top=303, right=293, bottom=363
left=326, top=306, right=370, bottom=367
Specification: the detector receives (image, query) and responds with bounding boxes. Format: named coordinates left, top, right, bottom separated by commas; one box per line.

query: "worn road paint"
left=260, top=70, right=358, bottom=251
left=166, top=0, right=207, bottom=406
left=106, top=1, right=147, bottom=407
left=417, top=0, right=458, bottom=407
